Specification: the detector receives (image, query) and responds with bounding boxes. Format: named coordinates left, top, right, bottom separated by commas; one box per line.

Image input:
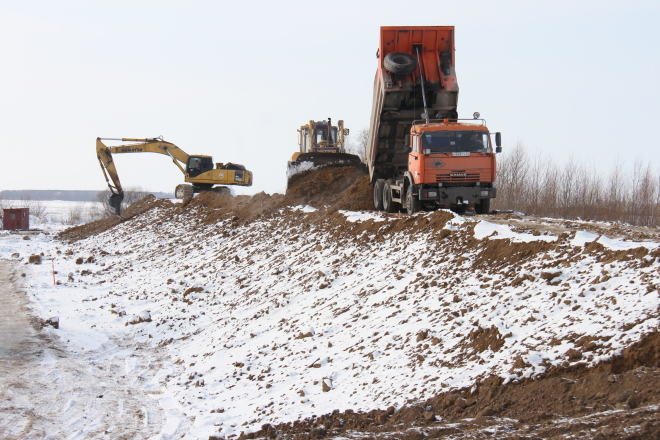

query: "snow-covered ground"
left=1, top=200, right=659, bottom=439
left=1, top=200, right=101, bottom=231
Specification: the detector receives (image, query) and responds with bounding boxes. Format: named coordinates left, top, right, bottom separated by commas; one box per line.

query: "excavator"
left=287, top=118, right=363, bottom=184
left=96, top=137, right=253, bottom=216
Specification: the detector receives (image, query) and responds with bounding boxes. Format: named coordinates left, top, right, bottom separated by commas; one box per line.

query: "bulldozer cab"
left=187, top=155, right=213, bottom=177
left=300, top=122, right=339, bottom=153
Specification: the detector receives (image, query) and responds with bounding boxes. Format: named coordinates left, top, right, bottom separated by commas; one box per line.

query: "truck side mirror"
left=404, top=136, right=411, bottom=153
left=344, top=129, right=350, bottom=135
left=495, top=132, right=501, bottom=147
left=496, top=146, right=502, bottom=153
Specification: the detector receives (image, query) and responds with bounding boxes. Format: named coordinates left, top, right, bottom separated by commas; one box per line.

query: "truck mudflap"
left=418, top=186, right=497, bottom=205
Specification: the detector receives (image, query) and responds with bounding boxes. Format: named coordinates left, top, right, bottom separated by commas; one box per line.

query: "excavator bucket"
left=108, top=193, right=124, bottom=216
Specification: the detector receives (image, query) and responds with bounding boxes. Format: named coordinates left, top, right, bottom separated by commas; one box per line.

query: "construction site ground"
left=1, top=166, right=660, bottom=439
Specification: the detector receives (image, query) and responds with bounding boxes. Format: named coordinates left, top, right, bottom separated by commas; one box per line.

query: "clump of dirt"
left=58, top=195, right=172, bottom=242
left=244, top=332, right=660, bottom=440
left=466, top=325, right=506, bottom=353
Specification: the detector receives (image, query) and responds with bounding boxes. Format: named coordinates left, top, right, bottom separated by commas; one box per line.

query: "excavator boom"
left=96, top=137, right=253, bottom=216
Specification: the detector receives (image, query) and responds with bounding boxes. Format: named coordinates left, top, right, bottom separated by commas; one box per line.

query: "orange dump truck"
left=367, top=26, right=502, bottom=215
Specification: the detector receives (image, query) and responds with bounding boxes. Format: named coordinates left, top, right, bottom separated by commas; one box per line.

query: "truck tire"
left=405, top=185, right=421, bottom=215
left=373, top=179, right=384, bottom=211
left=382, top=181, right=397, bottom=213
left=384, top=53, right=417, bottom=75
left=476, top=198, right=491, bottom=214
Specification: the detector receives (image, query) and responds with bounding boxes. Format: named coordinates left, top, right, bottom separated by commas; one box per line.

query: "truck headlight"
left=480, top=190, right=490, bottom=197
left=427, top=191, right=438, bottom=198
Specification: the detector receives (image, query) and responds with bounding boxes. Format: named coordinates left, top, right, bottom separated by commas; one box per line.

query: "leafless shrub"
left=493, top=143, right=660, bottom=226
left=60, top=204, right=85, bottom=225
left=19, top=195, right=47, bottom=219
left=94, top=186, right=150, bottom=218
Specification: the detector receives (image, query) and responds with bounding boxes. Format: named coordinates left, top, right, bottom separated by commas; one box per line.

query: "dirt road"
left=0, top=259, right=176, bottom=440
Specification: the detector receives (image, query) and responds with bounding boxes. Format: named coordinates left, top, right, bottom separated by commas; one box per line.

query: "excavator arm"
left=96, top=137, right=190, bottom=216
left=96, top=136, right=253, bottom=217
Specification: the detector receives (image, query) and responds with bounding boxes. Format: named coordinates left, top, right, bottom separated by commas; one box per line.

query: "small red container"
left=3, top=208, right=29, bottom=230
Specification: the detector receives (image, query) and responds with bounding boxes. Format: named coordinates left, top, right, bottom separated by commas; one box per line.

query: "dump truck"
left=287, top=118, right=363, bottom=185
left=96, top=137, right=253, bottom=216
left=367, top=26, right=501, bottom=215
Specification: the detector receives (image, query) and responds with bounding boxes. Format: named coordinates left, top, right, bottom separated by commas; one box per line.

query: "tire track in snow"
left=0, top=259, right=185, bottom=439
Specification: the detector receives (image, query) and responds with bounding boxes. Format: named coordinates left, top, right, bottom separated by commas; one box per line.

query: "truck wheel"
left=384, top=53, right=417, bottom=75
left=476, top=198, right=491, bottom=214
left=373, top=179, right=384, bottom=211
left=405, top=185, right=421, bottom=215
left=382, top=181, right=397, bottom=213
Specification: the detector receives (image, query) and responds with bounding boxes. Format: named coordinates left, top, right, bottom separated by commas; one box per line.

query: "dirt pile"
left=60, top=166, right=371, bottom=242
left=245, top=333, right=660, bottom=439
left=51, top=167, right=660, bottom=439
left=284, top=166, right=371, bottom=211
left=58, top=195, right=172, bottom=242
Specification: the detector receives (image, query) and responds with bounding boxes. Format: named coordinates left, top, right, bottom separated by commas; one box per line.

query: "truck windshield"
left=420, top=131, right=490, bottom=153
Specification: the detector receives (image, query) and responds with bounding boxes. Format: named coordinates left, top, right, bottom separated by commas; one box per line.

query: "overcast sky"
left=1, top=0, right=658, bottom=195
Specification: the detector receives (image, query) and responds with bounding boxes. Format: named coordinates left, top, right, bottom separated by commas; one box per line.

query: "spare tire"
left=384, top=53, right=417, bottom=75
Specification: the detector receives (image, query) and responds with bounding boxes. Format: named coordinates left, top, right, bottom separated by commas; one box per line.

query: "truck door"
left=408, top=134, right=423, bottom=184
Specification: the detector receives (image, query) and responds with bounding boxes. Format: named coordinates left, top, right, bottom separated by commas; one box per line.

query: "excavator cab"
left=186, top=156, right=214, bottom=177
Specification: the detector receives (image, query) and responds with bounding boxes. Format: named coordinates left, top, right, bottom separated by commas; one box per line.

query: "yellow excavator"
left=287, top=118, right=363, bottom=183
left=96, top=137, right=253, bottom=216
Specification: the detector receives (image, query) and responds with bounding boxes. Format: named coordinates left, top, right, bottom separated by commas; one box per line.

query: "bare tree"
left=493, top=143, right=660, bottom=226
left=492, top=140, right=529, bottom=212
left=345, top=128, right=369, bottom=163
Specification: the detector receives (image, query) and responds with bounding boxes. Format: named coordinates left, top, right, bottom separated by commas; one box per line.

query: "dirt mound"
left=284, top=166, right=371, bottom=210
left=245, top=332, right=660, bottom=440
left=60, top=167, right=371, bottom=243
left=58, top=195, right=172, bottom=242
left=187, top=166, right=372, bottom=226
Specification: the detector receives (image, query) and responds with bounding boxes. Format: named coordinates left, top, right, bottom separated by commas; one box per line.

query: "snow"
left=1, top=200, right=659, bottom=438
left=286, top=161, right=317, bottom=178
left=473, top=220, right=557, bottom=242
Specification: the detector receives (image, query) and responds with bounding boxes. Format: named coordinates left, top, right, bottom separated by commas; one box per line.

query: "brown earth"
left=59, top=166, right=371, bottom=242
left=57, top=167, right=660, bottom=439
left=246, top=332, right=660, bottom=439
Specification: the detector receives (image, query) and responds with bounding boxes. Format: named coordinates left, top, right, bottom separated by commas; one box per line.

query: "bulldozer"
left=96, top=137, right=253, bottom=216
left=287, top=118, right=363, bottom=184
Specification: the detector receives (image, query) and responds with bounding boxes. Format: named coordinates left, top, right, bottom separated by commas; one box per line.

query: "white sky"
left=1, top=0, right=658, bottom=195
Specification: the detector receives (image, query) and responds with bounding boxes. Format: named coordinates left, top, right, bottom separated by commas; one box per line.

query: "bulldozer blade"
left=108, top=193, right=124, bottom=216
left=288, top=152, right=364, bottom=170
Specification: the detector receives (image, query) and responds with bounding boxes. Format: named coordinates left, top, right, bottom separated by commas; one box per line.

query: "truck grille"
left=435, top=172, right=480, bottom=183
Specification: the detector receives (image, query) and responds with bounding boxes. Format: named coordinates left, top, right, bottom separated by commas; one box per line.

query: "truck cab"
left=403, top=119, right=501, bottom=213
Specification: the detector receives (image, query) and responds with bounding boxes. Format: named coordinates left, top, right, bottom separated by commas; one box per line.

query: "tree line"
left=493, top=142, right=660, bottom=227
